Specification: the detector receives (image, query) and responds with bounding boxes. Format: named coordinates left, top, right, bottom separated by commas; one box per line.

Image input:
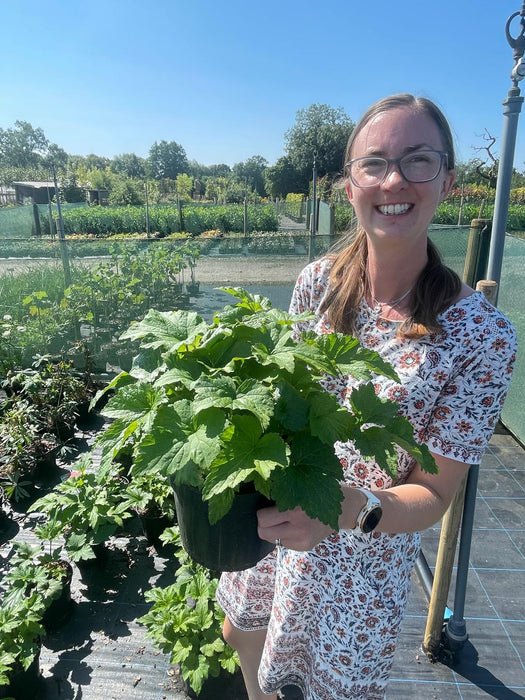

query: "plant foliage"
left=93, top=288, right=436, bottom=530
left=139, top=527, right=239, bottom=694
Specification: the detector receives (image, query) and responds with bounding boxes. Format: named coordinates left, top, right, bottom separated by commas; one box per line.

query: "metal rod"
left=486, top=91, right=523, bottom=301
left=415, top=551, right=434, bottom=599
left=443, top=465, right=480, bottom=648
left=487, top=5, right=525, bottom=302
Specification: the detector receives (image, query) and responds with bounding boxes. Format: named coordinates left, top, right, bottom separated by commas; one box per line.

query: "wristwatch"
left=354, top=488, right=383, bottom=534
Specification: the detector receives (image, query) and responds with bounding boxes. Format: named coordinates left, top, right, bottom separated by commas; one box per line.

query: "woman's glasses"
left=345, top=150, right=449, bottom=188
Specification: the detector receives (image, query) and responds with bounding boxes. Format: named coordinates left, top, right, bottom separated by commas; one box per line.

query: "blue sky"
left=2, top=0, right=525, bottom=171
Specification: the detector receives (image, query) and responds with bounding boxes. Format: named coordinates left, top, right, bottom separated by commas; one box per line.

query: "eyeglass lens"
left=349, top=151, right=444, bottom=186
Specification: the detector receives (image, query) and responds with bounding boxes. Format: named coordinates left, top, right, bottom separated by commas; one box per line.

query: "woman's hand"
left=257, top=505, right=334, bottom=552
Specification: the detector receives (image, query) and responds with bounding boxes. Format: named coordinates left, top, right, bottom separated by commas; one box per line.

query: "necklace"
left=370, top=284, right=414, bottom=310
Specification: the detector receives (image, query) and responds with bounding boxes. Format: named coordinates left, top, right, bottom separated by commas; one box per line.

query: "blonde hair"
left=320, top=94, right=461, bottom=339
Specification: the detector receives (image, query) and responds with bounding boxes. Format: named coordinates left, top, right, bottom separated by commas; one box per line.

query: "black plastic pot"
left=172, top=483, right=275, bottom=572
left=138, top=511, right=173, bottom=548
left=0, top=651, right=41, bottom=699
left=42, top=563, right=74, bottom=633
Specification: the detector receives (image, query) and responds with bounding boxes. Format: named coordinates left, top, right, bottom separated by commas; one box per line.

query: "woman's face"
left=345, top=107, right=456, bottom=250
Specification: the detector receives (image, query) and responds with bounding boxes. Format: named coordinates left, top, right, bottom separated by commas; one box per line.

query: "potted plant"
left=28, top=455, right=133, bottom=564
left=0, top=593, right=45, bottom=699
left=92, top=288, right=436, bottom=570
left=121, top=473, right=176, bottom=548
left=138, top=527, right=240, bottom=696
left=184, top=242, right=201, bottom=295
left=3, top=536, right=73, bottom=633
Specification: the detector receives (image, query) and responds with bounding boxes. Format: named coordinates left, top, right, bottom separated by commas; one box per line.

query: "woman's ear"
left=439, top=169, right=456, bottom=203
left=345, top=183, right=354, bottom=203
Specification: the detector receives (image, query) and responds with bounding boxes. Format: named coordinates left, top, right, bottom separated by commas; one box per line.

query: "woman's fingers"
left=256, top=506, right=332, bottom=551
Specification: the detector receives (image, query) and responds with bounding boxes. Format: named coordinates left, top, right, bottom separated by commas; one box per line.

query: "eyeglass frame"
left=344, top=149, right=450, bottom=188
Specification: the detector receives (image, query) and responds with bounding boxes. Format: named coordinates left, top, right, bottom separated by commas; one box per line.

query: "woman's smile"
left=376, top=203, right=413, bottom=216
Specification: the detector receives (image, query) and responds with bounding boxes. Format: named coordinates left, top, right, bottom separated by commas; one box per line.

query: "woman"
left=216, top=94, right=517, bottom=699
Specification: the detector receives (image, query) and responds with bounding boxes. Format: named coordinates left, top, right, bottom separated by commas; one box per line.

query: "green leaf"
left=309, top=390, right=358, bottom=444
left=154, top=358, right=203, bottom=389
left=349, top=384, right=437, bottom=476
left=232, top=379, right=275, bottom=429
left=218, top=287, right=273, bottom=312
left=101, top=382, right=166, bottom=428
left=134, top=403, right=225, bottom=484
left=349, top=382, right=400, bottom=426
left=301, top=331, right=400, bottom=381
left=352, top=426, right=400, bottom=479
left=120, top=308, right=207, bottom=350
left=273, top=380, right=309, bottom=433
left=192, top=375, right=238, bottom=413
left=270, top=434, right=344, bottom=529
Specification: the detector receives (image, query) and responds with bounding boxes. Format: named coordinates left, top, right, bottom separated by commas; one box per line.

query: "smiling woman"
left=217, top=94, right=517, bottom=700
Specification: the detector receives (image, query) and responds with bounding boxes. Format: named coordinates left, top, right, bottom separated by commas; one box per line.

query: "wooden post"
left=423, top=473, right=468, bottom=656
left=476, top=279, right=498, bottom=305
left=462, top=219, right=492, bottom=287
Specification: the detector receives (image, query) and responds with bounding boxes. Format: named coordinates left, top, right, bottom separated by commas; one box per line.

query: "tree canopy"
left=284, top=104, right=355, bottom=186
left=147, top=140, right=189, bottom=180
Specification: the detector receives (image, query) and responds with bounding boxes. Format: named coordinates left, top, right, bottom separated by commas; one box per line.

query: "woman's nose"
left=381, top=163, right=407, bottom=189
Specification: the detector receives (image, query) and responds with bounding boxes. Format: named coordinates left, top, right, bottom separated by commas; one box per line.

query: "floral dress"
left=216, top=257, right=517, bottom=699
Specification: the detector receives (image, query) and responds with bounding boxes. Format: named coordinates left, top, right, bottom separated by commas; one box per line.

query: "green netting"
left=0, top=205, right=37, bottom=238
left=0, top=202, right=89, bottom=238
left=498, top=235, right=525, bottom=445
left=429, top=225, right=470, bottom=276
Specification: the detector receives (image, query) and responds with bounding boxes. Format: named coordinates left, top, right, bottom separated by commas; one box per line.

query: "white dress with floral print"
left=216, top=257, right=517, bottom=700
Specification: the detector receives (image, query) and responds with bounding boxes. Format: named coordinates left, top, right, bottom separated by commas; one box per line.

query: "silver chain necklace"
left=369, top=284, right=414, bottom=310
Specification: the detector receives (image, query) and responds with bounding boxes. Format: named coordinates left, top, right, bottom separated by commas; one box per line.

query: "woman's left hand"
left=257, top=505, right=334, bottom=551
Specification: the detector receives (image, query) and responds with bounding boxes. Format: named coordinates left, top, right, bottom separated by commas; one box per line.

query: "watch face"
left=362, top=507, right=382, bottom=534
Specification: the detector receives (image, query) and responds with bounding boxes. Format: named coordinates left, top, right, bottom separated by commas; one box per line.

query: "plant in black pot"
left=3, top=535, right=73, bottom=633
left=121, top=472, right=176, bottom=548
left=92, top=288, right=436, bottom=571
left=0, top=592, right=45, bottom=699
left=28, top=454, right=133, bottom=564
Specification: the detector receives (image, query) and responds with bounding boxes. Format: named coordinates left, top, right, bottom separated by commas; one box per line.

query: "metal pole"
left=486, top=5, right=525, bottom=303
left=442, top=465, right=479, bottom=649
left=145, top=181, right=150, bottom=238
left=309, top=154, right=317, bottom=262
left=486, top=92, right=523, bottom=298
left=52, top=166, right=71, bottom=287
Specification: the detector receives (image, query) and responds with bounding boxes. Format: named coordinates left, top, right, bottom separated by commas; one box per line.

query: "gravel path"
left=0, top=254, right=311, bottom=284
left=193, top=254, right=310, bottom=284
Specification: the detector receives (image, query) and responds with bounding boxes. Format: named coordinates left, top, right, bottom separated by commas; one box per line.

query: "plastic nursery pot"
left=172, top=482, right=275, bottom=572
left=0, top=652, right=41, bottom=700
left=42, top=563, right=74, bottom=633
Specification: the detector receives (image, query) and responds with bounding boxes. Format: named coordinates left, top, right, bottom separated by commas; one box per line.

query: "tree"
left=264, top=155, right=307, bottom=198
left=147, top=140, right=189, bottom=180
left=232, top=155, right=268, bottom=197
left=472, top=129, right=498, bottom=189
left=176, top=173, right=193, bottom=201
left=69, top=153, right=111, bottom=171
left=111, top=153, right=147, bottom=179
left=284, top=104, right=354, bottom=188
left=0, top=121, right=49, bottom=168
left=107, top=176, right=144, bottom=205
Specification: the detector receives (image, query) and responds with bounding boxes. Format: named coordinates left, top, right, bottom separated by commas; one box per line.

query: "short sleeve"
left=289, top=258, right=331, bottom=332
left=422, top=317, right=517, bottom=464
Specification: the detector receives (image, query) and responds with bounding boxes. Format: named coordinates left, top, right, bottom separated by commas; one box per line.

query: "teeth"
left=378, top=203, right=411, bottom=215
